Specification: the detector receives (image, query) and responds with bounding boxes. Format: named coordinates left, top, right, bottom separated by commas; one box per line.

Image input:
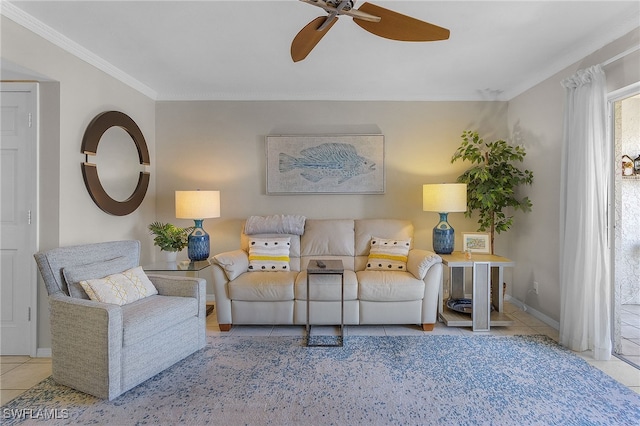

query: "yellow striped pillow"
left=366, top=237, right=411, bottom=271
left=247, top=237, right=291, bottom=271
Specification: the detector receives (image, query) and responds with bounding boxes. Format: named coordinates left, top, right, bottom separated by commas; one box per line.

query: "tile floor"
left=2, top=302, right=639, bottom=406
left=619, top=304, right=640, bottom=367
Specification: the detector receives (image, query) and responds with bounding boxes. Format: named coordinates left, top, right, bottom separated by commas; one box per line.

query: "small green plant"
left=451, top=130, right=533, bottom=253
left=148, top=222, right=193, bottom=252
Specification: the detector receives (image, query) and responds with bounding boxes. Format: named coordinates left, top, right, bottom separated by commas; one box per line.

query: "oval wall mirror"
left=81, top=111, right=150, bottom=216
left=93, top=126, right=141, bottom=201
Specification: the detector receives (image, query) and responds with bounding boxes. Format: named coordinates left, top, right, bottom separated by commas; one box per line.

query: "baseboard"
left=36, top=347, right=52, bottom=358
left=505, top=295, right=560, bottom=330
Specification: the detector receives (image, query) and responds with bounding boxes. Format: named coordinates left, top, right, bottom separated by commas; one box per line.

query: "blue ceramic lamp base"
left=432, top=212, right=455, bottom=255
left=188, top=219, right=210, bottom=261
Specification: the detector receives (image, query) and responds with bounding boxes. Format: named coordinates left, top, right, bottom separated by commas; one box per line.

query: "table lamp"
left=423, top=183, right=467, bottom=254
left=175, top=190, right=220, bottom=261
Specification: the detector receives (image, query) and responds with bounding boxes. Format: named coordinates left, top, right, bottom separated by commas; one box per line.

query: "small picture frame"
left=462, top=233, right=491, bottom=254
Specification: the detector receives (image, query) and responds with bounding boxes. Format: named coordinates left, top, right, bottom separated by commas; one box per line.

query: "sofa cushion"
left=121, top=294, right=197, bottom=346
left=79, top=266, right=158, bottom=306
left=357, top=270, right=425, bottom=302
left=355, top=219, right=414, bottom=256
left=294, top=270, right=359, bottom=301
left=301, top=219, right=355, bottom=257
left=366, top=237, right=411, bottom=271
left=248, top=237, right=291, bottom=271
left=62, top=256, right=133, bottom=299
left=229, top=271, right=297, bottom=301
left=213, top=249, right=249, bottom=281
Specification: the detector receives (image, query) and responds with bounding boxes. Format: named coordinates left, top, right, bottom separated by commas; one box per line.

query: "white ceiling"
left=4, top=0, right=640, bottom=101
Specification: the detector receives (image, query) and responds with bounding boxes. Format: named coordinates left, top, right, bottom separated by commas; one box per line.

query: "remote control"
left=316, top=260, right=326, bottom=268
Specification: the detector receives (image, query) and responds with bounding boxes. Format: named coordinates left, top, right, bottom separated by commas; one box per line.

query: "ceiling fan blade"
left=291, top=16, right=339, bottom=62
left=354, top=2, right=450, bottom=42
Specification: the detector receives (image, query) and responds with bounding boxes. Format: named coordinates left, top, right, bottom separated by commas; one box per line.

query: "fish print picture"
left=266, top=134, right=385, bottom=194
left=279, top=143, right=375, bottom=184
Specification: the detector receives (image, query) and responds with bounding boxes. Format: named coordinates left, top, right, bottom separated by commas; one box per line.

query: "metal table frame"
left=438, top=252, right=515, bottom=331
left=306, top=259, right=344, bottom=347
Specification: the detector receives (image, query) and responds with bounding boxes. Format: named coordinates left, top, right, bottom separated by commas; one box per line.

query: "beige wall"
left=507, top=28, right=640, bottom=320
left=1, top=16, right=157, bottom=254
left=1, top=16, right=157, bottom=349
left=155, top=100, right=507, bottom=256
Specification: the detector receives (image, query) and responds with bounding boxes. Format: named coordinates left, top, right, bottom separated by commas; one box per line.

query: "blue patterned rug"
left=2, top=335, right=639, bottom=425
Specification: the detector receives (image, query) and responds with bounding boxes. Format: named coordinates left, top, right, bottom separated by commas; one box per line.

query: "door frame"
left=0, top=81, right=39, bottom=356
left=607, top=81, right=640, bottom=355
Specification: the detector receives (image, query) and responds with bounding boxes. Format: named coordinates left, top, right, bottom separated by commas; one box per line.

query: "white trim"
left=31, top=82, right=39, bottom=358
left=505, top=295, right=560, bottom=330
left=502, top=11, right=640, bottom=101
left=607, top=81, right=640, bottom=103
left=0, top=2, right=158, bottom=100
left=602, top=45, right=640, bottom=68
left=36, top=348, right=52, bottom=358
left=606, top=81, right=640, bottom=356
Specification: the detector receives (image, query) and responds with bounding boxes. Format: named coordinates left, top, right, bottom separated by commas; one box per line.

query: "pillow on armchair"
left=62, top=256, right=135, bottom=299
left=79, top=266, right=158, bottom=306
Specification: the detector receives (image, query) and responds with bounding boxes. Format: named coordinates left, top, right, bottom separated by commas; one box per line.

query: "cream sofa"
left=211, top=218, right=443, bottom=331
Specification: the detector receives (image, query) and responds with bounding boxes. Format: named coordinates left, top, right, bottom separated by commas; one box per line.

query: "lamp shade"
left=175, top=190, right=220, bottom=219
left=422, top=184, right=467, bottom=213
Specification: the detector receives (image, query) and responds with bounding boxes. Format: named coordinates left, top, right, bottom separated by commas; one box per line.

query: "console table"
left=438, top=252, right=515, bottom=331
left=306, top=259, right=344, bottom=347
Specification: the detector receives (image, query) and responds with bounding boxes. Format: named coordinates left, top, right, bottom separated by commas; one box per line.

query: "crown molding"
left=502, top=13, right=640, bottom=101
left=1, top=1, right=158, bottom=100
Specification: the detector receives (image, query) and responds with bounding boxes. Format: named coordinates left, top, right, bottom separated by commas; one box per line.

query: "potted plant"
left=148, top=221, right=193, bottom=261
left=451, top=130, right=534, bottom=254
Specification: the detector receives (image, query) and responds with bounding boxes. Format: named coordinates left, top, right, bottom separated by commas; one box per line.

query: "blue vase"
left=188, top=219, right=209, bottom=261
left=432, top=212, right=455, bottom=254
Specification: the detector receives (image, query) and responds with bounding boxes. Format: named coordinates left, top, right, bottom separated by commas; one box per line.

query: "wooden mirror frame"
left=81, top=111, right=150, bottom=216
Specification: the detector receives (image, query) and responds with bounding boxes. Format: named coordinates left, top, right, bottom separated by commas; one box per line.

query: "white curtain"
left=559, top=64, right=611, bottom=360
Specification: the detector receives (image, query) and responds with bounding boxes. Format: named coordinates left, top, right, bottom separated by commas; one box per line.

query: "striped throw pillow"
left=247, top=237, right=291, bottom=271
left=366, top=237, right=411, bottom=271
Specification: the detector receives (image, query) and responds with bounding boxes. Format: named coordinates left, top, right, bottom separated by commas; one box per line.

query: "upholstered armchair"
left=34, top=240, right=206, bottom=400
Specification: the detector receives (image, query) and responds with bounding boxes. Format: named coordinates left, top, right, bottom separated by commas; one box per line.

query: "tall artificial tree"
left=451, top=130, right=534, bottom=254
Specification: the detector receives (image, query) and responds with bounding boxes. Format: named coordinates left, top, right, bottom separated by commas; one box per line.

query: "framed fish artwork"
left=266, top=135, right=385, bottom=194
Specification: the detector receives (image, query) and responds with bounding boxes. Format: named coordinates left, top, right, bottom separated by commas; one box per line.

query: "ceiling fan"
left=291, top=0, right=450, bottom=62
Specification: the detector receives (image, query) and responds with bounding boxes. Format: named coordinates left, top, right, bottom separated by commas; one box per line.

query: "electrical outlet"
left=533, top=281, right=539, bottom=295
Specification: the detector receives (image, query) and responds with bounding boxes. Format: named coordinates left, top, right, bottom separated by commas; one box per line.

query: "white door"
left=1, top=82, right=38, bottom=355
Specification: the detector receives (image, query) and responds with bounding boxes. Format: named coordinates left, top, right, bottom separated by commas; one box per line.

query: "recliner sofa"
left=211, top=218, right=443, bottom=331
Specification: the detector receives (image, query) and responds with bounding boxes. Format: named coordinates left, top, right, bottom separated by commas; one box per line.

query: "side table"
left=143, top=259, right=214, bottom=305
left=306, top=259, right=344, bottom=347
left=438, top=252, right=515, bottom=331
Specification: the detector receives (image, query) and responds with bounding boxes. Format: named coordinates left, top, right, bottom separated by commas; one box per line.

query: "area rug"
left=2, top=335, right=639, bottom=425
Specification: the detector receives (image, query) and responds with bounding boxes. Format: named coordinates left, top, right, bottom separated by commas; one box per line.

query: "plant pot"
left=163, top=251, right=178, bottom=262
